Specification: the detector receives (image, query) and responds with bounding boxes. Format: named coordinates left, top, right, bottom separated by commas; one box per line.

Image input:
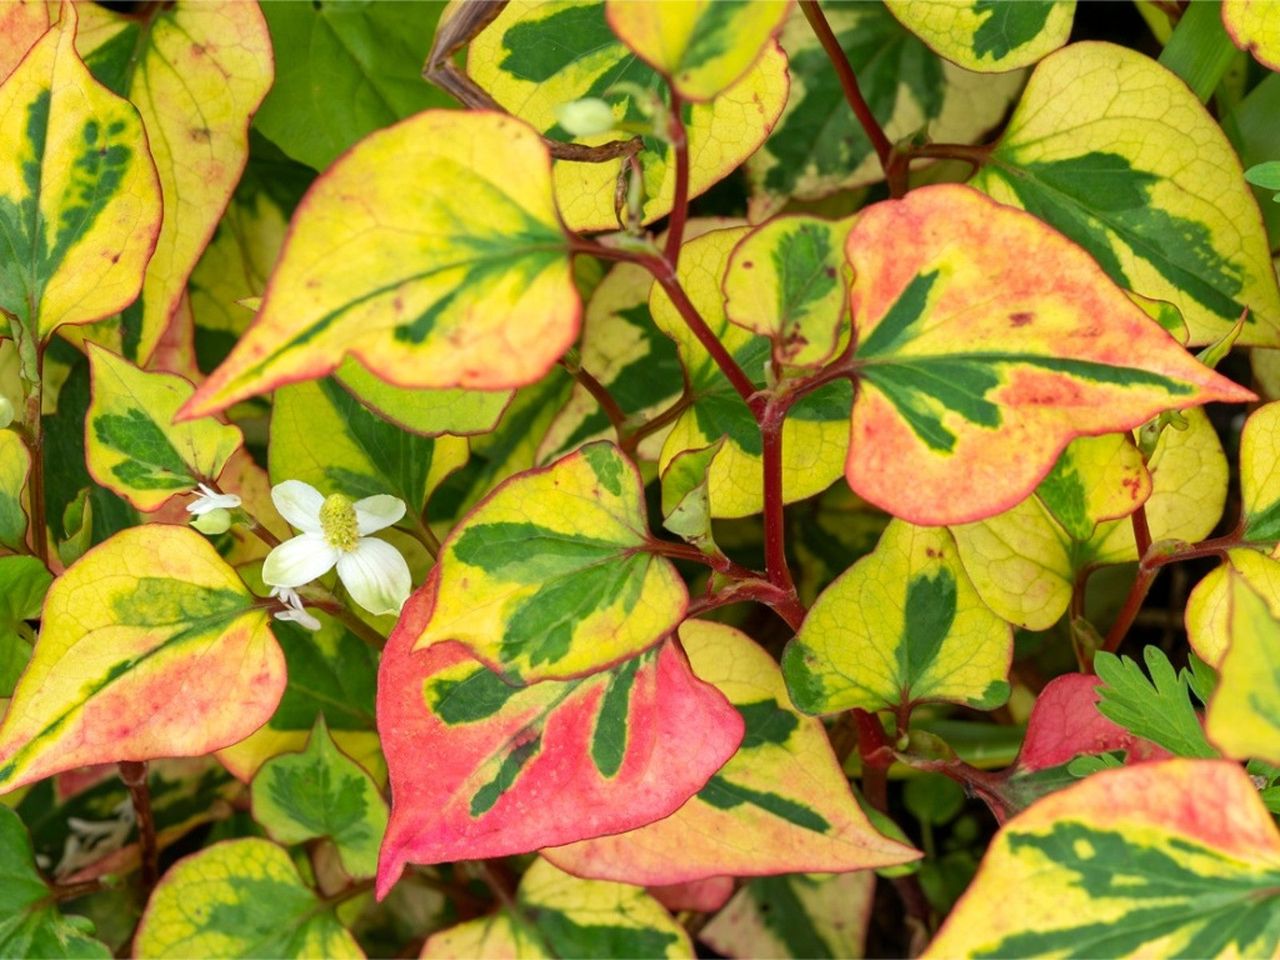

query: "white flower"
left=269, top=585, right=322, bottom=632
left=186, top=482, right=241, bottom=516
left=263, top=480, right=411, bottom=617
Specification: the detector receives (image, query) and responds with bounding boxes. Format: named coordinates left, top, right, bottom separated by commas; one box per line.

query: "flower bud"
left=555, top=97, right=616, bottom=137
left=191, top=507, right=232, bottom=535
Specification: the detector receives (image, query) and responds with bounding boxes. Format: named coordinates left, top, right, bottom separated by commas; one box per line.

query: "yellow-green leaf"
left=268, top=377, right=468, bottom=518
left=1186, top=547, right=1280, bottom=667
left=0, top=526, right=284, bottom=792
left=659, top=440, right=723, bottom=551
left=1241, top=401, right=1280, bottom=541
left=467, top=1, right=789, bottom=231
left=925, top=760, right=1280, bottom=958
left=843, top=184, right=1249, bottom=525
left=0, top=4, right=161, bottom=338
left=885, top=0, right=1075, bottom=72
left=74, top=1, right=272, bottom=363
left=605, top=0, right=790, bottom=101
left=1222, top=0, right=1280, bottom=70
left=134, top=838, right=363, bottom=959
left=422, top=913, right=551, bottom=959
left=182, top=111, right=577, bottom=419
left=0, top=429, right=31, bottom=550
left=653, top=226, right=849, bottom=518
left=334, top=358, right=511, bottom=438
left=413, top=441, right=686, bottom=682
left=1034, top=435, right=1151, bottom=542
left=783, top=520, right=1012, bottom=715
left=546, top=619, right=917, bottom=883
left=971, top=42, right=1280, bottom=346
left=749, top=3, right=1022, bottom=215
left=85, top=345, right=243, bottom=512
left=700, top=872, right=875, bottom=960
left=250, top=716, right=387, bottom=880
left=723, top=215, right=851, bottom=369
left=1206, top=572, right=1280, bottom=764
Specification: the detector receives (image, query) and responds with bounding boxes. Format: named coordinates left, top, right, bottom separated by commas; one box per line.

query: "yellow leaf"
left=885, top=0, right=1076, bottom=72
left=1222, top=0, right=1280, bottom=70
left=1206, top=573, right=1280, bottom=764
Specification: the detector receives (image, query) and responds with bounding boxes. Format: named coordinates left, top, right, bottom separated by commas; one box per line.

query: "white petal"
left=273, top=607, right=322, bottom=632
left=187, top=491, right=241, bottom=515
left=271, top=480, right=325, bottom=533
left=263, top=534, right=339, bottom=588
left=338, top=537, right=411, bottom=617
left=354, top=494, right=406, bottom=535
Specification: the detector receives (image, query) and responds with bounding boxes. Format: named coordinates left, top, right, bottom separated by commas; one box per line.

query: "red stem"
left=119, top=761, right=158, bottom=893
left=562, top=358, right=628, bottom=443
left=663, top=88, right=689, bottom=265
left=1130, top=504, right=1152, bottom=557
left=760, top=398, right=796, bottom=595
left=799, top=1, right=893, bottom=175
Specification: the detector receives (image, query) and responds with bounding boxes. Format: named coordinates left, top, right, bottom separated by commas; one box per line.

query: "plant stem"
left=645, top=537, right=758, bottom=582
left=621, top=390, right=693, bottom=457
left=9, top=316, right=47, bottom=565
left=307, top=591, right=389, bottom=650
left=760, top=397, right=796, bottom=595
left=118, top=761, right=158, bottom=894
left=1130, top=503, right=1152, bottom=557
left=799, top=0, right=892, bottom=177
left=663, top=88, right=690, bottom=265
left=408, top=510, right=441, bottom=559
left=561, top=357, right=628, bottom=444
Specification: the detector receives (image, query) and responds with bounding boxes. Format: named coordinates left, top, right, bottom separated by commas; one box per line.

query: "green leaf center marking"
left=92, top=409, right=192, bottom=491
left=971, top=0, right=1056, bottom=59
left=265, top=757, right=370, bottom=843
left=518, top=903, right=679, bottom=959
left=900, top=569, right=958, bottom=694
left=772, top=222, right=838, bottom=336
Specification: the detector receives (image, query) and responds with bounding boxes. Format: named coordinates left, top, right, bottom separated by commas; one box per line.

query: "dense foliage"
left=2, top=0, right=1280, bottom=956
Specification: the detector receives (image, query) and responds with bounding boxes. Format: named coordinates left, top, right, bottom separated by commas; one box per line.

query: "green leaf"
left=0, top=807, right=110, bottom=958
left=659, top=440, right=723, bottom=552
left=251, top=716, right=387, bottom=880
left=0, top=556, right=50, bottom=697
left=1156, top=0, right=1238, bottom=103
left=0, top=430, right=31, bottom=551
left=1093, top=647, right=1219, bottom=759
left=134, top=838, right=362, bottom=958
left=254, top=1, right=455, bottom=171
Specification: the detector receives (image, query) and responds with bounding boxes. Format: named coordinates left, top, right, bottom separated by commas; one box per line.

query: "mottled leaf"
left=1207, top=573, right=1280, bottom=764
left=182, top=111, right=577, bottom=418
left=376, top=587, right=742, bottom=896
left=884, top=0, right=1075, bottom=72
left=547, top=620, right=916, bottom=883
left=926, top=760, right=1280, bottom=958
left=85, top=345, right=242, bottom=511
left=972, top=42, right=1280, bottom=345
left=1186, top=547, right=1280, bottom=667
left=844, top=184, right=1249, bottom=525
left=0, top=4, right=161, bottom=338
left=134, top=838, right=363, bottom=958
left=783, top=520, right=1011, bottom=716
left=1222, top=0, right=1280, bottom=70
left=467, top=1, right=788, bottom=231
left=0, top=526, right=283, bottom=792
left=414, top=442, right=686, bottom=682
left=0, top=429, right=31, bottom=550
left=1241, top=401, right=1280, bottom=541
left=1034, top=435, right=1150, bottom=542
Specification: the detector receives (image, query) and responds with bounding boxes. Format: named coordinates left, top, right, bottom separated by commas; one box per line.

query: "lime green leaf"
left=885, top=0, right=1075, bottom=72
left=251, top=716, right=386, bottom=880
left=926, top=760, right=1280, bottom=958
left=750, top=3, right=1022, bottom=213
left=74, top=1, right=272, bottom=363
left=1241, top=401, right=1280, bottom=541
left=1186, top=548, right=1280, bottom=667
left=134, top=838, right=362, bottom=958
left=467, top=1, right=789, bottom=231
left=0, top=4, right=161, bottom=338
left=415, top=441, right=687, bottom=682
left=216, top=614, right=381, bottom=784
left=422, top=912, right=551, bottom=959
left=0, top=526, right=283, bottom=792
left=0, top=807, right=110, bottom=958
left=85, top=345, right=243, bottom=512
left=1093, top=647, right=1218, bottom=760
left=659, top=440, right=723, bottom=551
left=0, top=430, right=31, bottom=550
left=653, top=226, right=850, bottom=519
left=1222, top=0, right=1280, bottom=70
left=971, top=42, right=1280, bottom=346
left=1034, top=435, right=1151, bottom=542
left=540, top=251, right=688, bottom=464
left=723, top=215, right=851, bottom=369
left=182, top=111, right=577, bottom=419
left=845, top=185, right=1250, bottom=525
left=700, top=872, right=875, bottom=960
left=1247, top=161, right=1280, bottom=195
left=546, top=620, right=917, bottom=883
left=254, top=1, right=455, bottom=170
left=783, top=520, right=1012, bottom=716
left=605, top=0, right=789, bottom=101
left=333, top=358, right=510, bottom=438
left=0, top=556, right=50, bottom=698
left=1207, top=573, right=1280, bottom=764
left=268, top=377, right=468, bottom=518
left=376, top=591, right=742, bottom=895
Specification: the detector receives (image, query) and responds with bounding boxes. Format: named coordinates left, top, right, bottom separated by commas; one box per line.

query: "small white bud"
left=555, top=98, right=616, bottom=137
left=191, top=507, right=232, bottom=535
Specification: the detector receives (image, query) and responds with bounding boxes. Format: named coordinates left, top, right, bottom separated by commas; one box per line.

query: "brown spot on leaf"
left=190, top=126, right=212, bottom=143
left=1009, top=312, right=1033, bottom=327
